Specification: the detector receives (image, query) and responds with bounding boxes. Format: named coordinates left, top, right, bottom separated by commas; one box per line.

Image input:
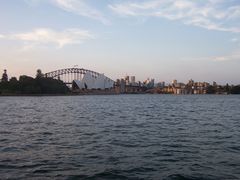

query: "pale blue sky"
left=0, top=0, right=239, bottom=84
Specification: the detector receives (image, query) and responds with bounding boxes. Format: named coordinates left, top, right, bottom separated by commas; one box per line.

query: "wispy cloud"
left=0, top=28, right=94, bottom=49
left=212, top=51, right=240, bottom=61
left=109, top=0, right=240, bottom=33
left=50, top=0, right=110, bottom=25
left=184, top=50, right=240, bottom=62
left=24, top=0, right=41, bottom=6
left=231, top=38, right=239, bottom=42
left=24, top=0, right=110, bottom=24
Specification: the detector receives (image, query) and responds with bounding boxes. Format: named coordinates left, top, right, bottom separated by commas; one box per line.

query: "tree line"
left=0, top=69, right=69, bottom=95
left=206, top=84, right=240, bottom=94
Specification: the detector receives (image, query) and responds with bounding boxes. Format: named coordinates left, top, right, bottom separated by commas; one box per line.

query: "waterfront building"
left=125, top=76, right=130, bottom=85
left=176, top=88, right=188, bottom=95
left=157, top=81, right=165, bottom=88
left=115, top=76, right=147, bottom=94
left=120, top=79, right=126, bottom=93
left=116, top=79, right=121, bottom=86
left=188, top=79, right=194, bottom=86
left=213, top=81, right=217, bottom=87
left=72, top=72, right=114, bottom=90
left=130, top=76, right=135, bottom=84
left=143, top=78, right=155, bottom=89
left=163, top=85, right=174, bottom=94
left=172, top=79, right=177, bottom=86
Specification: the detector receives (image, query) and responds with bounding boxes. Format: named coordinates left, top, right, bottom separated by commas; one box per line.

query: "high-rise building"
left=144, top=78, right=155, bottom=89
left=125, top=76, right=130, bottom=85
left=172, top=79, right=177, bottom=86
left=188, top=79, right=194, bottom=86
left=130, top=76, right=135, bottom=84
left=157, top=81, right=165, bottom=88
left=213, top=81, right=217, bottom=87
left=120, top=79, right=126, bottom=93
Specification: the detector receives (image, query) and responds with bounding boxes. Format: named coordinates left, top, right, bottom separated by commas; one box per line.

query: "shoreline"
left=0, top=93, right=237, bottom=97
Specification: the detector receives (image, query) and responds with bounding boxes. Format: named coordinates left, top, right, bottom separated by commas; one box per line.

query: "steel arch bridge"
left=45, top=68, right=114, bottom=86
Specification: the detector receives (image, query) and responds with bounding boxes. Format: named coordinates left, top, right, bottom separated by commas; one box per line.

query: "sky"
left=0, top=0, right=240, bottom=84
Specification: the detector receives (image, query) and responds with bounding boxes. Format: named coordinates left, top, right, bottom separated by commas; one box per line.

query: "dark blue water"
left=0, top=95, right=240, bottom=180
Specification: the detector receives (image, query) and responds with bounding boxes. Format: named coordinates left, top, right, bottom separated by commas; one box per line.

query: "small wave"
left=1, top=146, right=21, bottom=152
left=66, top=175, right=89, bottom=180
left=86, top=170, right=130, bottom=180
left=164, top=174, right=215, bottom=180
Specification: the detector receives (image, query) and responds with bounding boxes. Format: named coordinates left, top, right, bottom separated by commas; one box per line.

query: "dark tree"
left=8, top=77, right=19, bottom=93
left=1, top=69, right=8, bottom=82
left=36, top=69, right=44, bottom=79
left=224, top=83, right=230, bottom=94
left=19, top=75, right=41, bottom=94
left=230, top=85, right=240, bottom=94
left=206, top=85, right=217, bottom=94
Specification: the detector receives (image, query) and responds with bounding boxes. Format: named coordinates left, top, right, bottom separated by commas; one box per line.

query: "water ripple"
left=0, top=95, right=240, bottom=179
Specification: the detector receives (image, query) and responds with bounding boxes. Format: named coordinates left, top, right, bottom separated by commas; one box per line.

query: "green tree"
left=8, top=77, right=19, bottom=93
left=206, top=85, right=216, bottom=94
left=19, top=75, right=41, bottom=94
left=0, top=69, right=69, bottom=95
left=36, top=69, right=44, bottom=79
left=230, top=85, right=240, bottom=94
left=224, top=83, right=230, bottom=94
left=1, top=69, right=8, bottom=82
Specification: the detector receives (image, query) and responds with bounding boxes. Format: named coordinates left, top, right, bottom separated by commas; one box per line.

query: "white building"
left=73, top=72, right=114, bottom=90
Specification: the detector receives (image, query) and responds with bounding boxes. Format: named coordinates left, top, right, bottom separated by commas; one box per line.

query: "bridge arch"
left=45, top=68, right=114, bottom=86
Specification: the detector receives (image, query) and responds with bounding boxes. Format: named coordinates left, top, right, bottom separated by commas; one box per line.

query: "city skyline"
left=0, top=0, right=240, bottom=84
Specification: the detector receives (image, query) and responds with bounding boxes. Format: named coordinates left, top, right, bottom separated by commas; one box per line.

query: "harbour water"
left=0, top=95, right=240, bottom=179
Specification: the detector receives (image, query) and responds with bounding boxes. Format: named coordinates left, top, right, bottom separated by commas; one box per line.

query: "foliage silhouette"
left=0, top=70, right=69, bottom=95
